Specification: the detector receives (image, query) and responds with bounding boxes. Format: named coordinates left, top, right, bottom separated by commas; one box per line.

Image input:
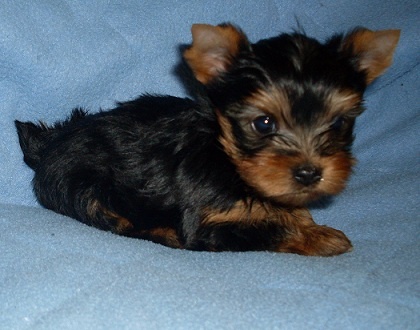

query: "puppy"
left=15, top=23, right=400, bottom=255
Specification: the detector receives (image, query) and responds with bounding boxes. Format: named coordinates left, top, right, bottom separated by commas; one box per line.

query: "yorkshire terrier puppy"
left=15, top=23, right=399, bottom=255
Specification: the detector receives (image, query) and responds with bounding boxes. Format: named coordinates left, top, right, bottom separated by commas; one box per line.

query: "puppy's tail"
left=15, top=120, right=49, bottom=169
left=15, top=108, right=87, bottom=169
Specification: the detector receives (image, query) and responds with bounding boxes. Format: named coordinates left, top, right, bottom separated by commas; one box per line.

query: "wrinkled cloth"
left=0, top=1, right=419, bottom=329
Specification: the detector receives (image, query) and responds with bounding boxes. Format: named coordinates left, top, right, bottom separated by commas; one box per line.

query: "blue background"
left=1, top=1, right=418, bottom=329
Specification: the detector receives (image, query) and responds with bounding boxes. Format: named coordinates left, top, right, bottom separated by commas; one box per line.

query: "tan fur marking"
left=327, top=89, right=362, bottom=118
left=232, top=150, right=354, bottom=206
left=138, top=227, right=183, bottom=249
left=238, top=153, right=301, bottom=203
left=86, top=199, right=134, bottom=233
left=216, top=104, right=355, bottom=206
left=277, top=222, right=353, bottom=256
left=247, top=87, right=291, bottom=121
left=216, top=109, right=242, bottom=160
left=86, top=199, right=101, bottom=219
left=317, top=152, right=355, bottom=195
left=260, top=207, right=352, bottom=256
left=101, top=207, right=135, bottom=233
left=184, top=24, right=248, bottom=84
left=202, top=199, right=275, bottom=226
left=203, top=202, right=352, bottom=256
left=247, top=87, right=362, bottom=126
left=343, top=29, right=400, bottom=84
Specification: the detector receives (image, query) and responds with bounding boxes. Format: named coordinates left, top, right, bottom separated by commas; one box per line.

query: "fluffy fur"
left=15, top=23, right=400, bottom=255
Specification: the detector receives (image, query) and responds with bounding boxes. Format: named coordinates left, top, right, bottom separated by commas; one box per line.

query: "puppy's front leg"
left=190, top=201, right=352, bottom=256
left=276, top=208, right=353, bottom=256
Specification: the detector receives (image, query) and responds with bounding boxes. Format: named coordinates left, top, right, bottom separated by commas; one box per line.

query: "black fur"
left=16, top=95, right=252, bottom=247
left=15, top=24, right=398, bottom=254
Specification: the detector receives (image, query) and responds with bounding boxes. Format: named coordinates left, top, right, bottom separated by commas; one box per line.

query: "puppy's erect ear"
left=183, top=23, right=249, bottom=84
left=342, top=28, right=400, bottom=84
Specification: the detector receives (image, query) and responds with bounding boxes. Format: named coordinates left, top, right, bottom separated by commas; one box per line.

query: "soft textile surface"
left=1, top=1, right=419, bottom=329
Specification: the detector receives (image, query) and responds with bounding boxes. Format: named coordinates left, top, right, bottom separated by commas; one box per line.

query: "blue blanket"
left=1, top=1, right=419, bottom=329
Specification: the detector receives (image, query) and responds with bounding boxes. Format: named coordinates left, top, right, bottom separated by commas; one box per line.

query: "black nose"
left=293, top=165, right=322, bottom=186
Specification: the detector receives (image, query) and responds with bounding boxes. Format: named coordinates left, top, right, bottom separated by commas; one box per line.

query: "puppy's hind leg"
left=81, top=194, right=184, bottom=249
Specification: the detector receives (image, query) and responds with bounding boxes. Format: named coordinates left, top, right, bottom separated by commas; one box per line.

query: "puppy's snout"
left=293, top=165, right=322, bottom=186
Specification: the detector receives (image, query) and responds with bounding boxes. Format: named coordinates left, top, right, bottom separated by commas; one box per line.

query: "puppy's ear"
left=184, top=23, right=250, bottom=84
left=341, top=28, right=400, bottom=84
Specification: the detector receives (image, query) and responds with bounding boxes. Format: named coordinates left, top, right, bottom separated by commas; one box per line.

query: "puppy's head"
left=184, top=23, right=400, bottom=206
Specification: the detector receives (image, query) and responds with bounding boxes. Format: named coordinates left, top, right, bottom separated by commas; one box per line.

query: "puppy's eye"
left=252, top=116, right=277, bottom=135
left=330, top=116, right=345, bottom=131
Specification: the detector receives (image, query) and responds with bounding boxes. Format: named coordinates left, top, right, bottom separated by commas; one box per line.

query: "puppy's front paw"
left=306, top=225, right=353, bottom=256
left=278, top=225, right=352, bottom=256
